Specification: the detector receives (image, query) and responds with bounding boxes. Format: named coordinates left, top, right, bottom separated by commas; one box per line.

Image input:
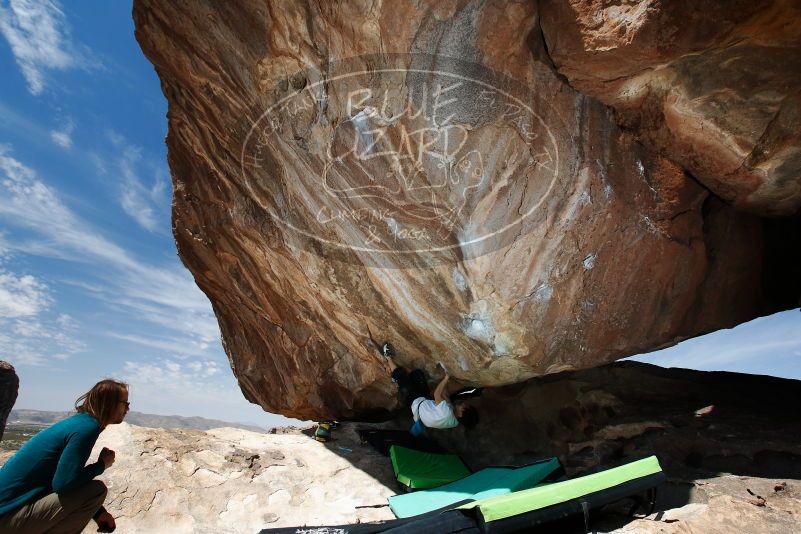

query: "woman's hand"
left=99, top=447, right=115, bottom=469
left=95, top=509, right=116, bottom=532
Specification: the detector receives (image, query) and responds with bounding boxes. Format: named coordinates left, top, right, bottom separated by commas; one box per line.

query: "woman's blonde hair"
left=75, top=379, right=128, bottom=427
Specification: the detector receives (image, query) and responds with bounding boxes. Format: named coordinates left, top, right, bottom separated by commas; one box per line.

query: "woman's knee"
left=87, top=480, right=108, bottom=503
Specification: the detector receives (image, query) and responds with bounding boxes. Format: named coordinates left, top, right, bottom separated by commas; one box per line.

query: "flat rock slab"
left=607, top=476, right=801, bottom=534
left=79, top=423, right=396, bottom=533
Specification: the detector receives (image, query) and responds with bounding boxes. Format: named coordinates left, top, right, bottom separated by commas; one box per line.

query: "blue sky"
left=629, top=309, right=801, bottom=379
left=0, top=1, right=797, bottom=428
left=0, top=0, right=294, bottom=427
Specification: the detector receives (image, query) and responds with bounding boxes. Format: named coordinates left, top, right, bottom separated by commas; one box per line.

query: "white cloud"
left=88, top=153, right=107, bottom=175
left=49, top=118, right=75, bottom=148
left=0, top=100, right=51, bottom=143
left=12, top=317, right=81, bottom=350
left=120, top=358, right=296, bottom=427
left=119, top=146, right=157, bottom=231
left=0, top=270, right=51, bottom=317
left=0, top=144, right=135, bottom=268
left=55, top=312, right=74, bottom=327
left=0, top=214, right=85, bottom=367
left=0, top=329, right=45, bottom=365
left=123, top=359, right=227, bottom=400
left=0, top=267, right=83, bottom=366
left=106, top=332, right=214, bottom=358
left=0, top=233, right=11, bottom=262
left=0, top=316, right=85, bottom=365
left=0, top=0, right=89, bottom=95
left=108, top=132, right=170, bottom=233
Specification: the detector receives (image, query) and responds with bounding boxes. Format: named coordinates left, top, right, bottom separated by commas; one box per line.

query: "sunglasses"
left=119, top=401, right=130, bottom=408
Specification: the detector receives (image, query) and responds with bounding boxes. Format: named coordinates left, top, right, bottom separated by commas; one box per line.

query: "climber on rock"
left=381, top=342, right=479, bottom=431
left=0, top=379, right=129, bottom=534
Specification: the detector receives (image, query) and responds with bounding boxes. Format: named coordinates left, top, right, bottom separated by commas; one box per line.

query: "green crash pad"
left=463, top=455, right=663, bottom=523
left=390, top=445, right=471, bottom=490
left=388, top=457, right=562, bottom=518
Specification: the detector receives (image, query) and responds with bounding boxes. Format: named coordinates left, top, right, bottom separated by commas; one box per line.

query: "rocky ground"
left=1, top=419, right=799, bottom=533
left=3, top=362, right=801, bottom=532
left=609, top=475, right=801, bottom=534
left=79, top=423, right=397, bottom=533
left=0, top=423, right=395, bottom=533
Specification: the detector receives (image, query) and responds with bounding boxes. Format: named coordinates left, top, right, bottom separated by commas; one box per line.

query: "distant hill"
left=8, top=409, right=268, bottom=433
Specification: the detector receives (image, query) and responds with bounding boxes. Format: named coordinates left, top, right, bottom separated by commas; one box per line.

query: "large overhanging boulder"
left=133, top=1, right=798, bottom=420
left=539, top=0, right=801, bottom=216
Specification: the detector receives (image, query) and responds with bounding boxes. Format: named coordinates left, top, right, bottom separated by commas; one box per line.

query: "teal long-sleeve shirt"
left=0, top=412, right=106, bottom=517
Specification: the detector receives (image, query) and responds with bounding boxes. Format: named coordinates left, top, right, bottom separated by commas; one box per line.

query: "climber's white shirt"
left=411, top=397, right=459, bottom=429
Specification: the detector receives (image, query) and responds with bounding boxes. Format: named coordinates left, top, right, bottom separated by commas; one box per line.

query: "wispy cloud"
left=0, top=144, right=134, bottom=268
left=0, top=315, right=85, bottom=365
left=120, top=357, right=299, bottom=426
left=124, top=359, right=223, bottom=386
left=0, top=233, right=9, bottom=260
left=120, top=358, right=267, bottom=419
left=122, top=359, right=230, bottom=402
left=108, top=131, right=169, bottom=233
left=0, top=99, right=51, bottom=141
left=49, top=118, right=75, bottom=148
left=0, top=145, right=220, bottom=364
left=107, top=332, right=214, bottom=358
left=0, top=265, right=84, bottom=365
left=0, top=269, right=51, bottom=317
left=0, top=0, right=92, bottom=95
left=88, top=152, right=106, bottom=175
left=0, top=329, right=45, bottom=365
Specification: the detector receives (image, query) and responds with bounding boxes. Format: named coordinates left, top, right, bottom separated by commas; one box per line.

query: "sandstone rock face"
left=539, top=0, right=801, bottom=216
left=0, top=361, right=19, bottom=442
left=78, top=423, right=395, bottom=533
left=133, top=1, right=794, bottom=420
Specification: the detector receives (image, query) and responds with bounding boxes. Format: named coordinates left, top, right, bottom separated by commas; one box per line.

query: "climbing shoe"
left=314, top=422, right=332, bottom=442
left=381, top=342, right=396, bottom=359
